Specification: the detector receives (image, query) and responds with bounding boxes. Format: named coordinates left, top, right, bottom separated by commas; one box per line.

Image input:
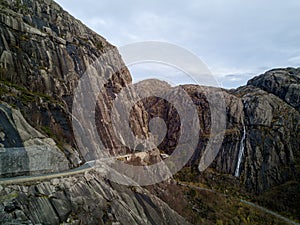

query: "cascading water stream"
left=235, top=125, right=246, bottom=177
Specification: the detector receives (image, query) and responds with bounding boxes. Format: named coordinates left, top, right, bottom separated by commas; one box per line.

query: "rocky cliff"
left=0, top=0, right=300, bottom=224
left=0, top=103, right=69, bottom=177
left=0, top=0, right=148, bottom=166
left=219, top=69, right=299, bottom=193
left=2, top=0, right=298, bottom=194
left=141, top=69, right=300, bottom=193
left=0, top=168, right=189, bottom=225
left=247, top=68, right=300, bottom=111
left=0, top=1, right=183, bottom=224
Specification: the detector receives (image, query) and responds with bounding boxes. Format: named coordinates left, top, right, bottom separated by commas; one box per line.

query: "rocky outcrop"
left=0, top=0, right=148, bottom=164
left=235, top=85, right=300, bottom=192
left=0, top=168, right=189, bottom=225
left=0, top=103, right=69, bottom=178
left=140, top=82, right=244, bottom=173
left=247, top=67, right=300, bottom=111
left=0, top=0, right=299, bottom=222
left=0, top=0, right=113, bottom=95
left=141, top=70, right=300, bottom=193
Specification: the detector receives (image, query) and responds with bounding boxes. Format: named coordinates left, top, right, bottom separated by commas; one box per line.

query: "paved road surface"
left=0, top=160, right=95, bottom=185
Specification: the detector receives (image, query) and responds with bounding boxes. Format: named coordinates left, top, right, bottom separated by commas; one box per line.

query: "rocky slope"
left=0, top=0, right=148, bottom=166
left=247, top=67, right=300, bottom=111
left=0, top=168, right=189, bottom=225
left=221, top=69, right=299, bottom=193
left=0, top=1, right=184, bottom=224
left=0, top=103, right=68, bottom=178
left=141, top=69, right=300, bottom=193
left=2, top=0, right=297, bottom=193
left=0, top=0, right=299, bottom=224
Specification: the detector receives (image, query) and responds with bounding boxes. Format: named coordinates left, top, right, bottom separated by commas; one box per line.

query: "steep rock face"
left=204, top=71, right=299, bottom=193
left=141, top=71, right=300, bottom=193
left=0, top=0, right=299, bottom=222
left=0, top=0, right=148, bottom=163
left=209, top=89, right=245, bottom=175
left=140, top=82, right=245, bottom=175
left=0, top=79, right=83, bottom=166
left=247, top=68, right=300, bottom=111
left=235, top=86, right=300, bottom=192
left=0, top=0, right=113, bottom=95
left=0, top=103, right=69, bottom=177
left=0, top=169, right=189, bottom=225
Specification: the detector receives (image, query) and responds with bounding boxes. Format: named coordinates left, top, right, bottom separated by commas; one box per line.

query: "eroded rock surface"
left=0, top=103, right=69, bottom=178
left=141, top=73, right=300, bottom=193
left=0, top=0, right=148, bottom=164
left=0, top=168, right=189, bottom=225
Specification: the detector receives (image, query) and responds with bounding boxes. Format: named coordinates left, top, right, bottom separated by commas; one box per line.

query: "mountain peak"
left=248, top=67, right=300, bottom=111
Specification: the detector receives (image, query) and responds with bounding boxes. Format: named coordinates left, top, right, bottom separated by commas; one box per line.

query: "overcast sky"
left=55, top=0, right=300, bottom=88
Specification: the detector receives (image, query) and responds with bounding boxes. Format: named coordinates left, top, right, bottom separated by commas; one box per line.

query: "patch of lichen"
left=0, top=192, right=19, bottom=204
left=0, top=79, right=62, bottom=106
left=0, top=80, right=67, bottom=152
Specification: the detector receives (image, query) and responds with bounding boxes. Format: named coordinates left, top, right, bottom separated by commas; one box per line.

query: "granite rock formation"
left=0, top=169, right=189, bottom=225
left=247, top=67, right=300, bottom=111
left=140, top=71, right=300, bottom=193
left=0, top=0, right=148, bottom=165
left=0, top=103, right=69, bottom=178
left=0, top=0, right=300, bottom=223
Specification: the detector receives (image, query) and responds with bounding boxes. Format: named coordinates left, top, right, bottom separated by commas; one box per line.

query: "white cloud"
left=55, top=0, right=300, bottom=88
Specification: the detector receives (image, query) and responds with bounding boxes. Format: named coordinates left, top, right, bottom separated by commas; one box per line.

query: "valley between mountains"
left=0, top=0, right=299, bottom=224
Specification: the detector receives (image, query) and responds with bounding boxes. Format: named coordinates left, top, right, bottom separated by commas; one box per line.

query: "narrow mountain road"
left=0, top=161, right=95, bottom=185
left=179, top=182, right=299, bottom=225
left=0, top=153, right=136, bottom=185
left=0, top=153, right=167, bottom=185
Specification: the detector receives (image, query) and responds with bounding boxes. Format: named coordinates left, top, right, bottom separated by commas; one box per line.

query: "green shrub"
left=96, top=41, right=103, bottom=50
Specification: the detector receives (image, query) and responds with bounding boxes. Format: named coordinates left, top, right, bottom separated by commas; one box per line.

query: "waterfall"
left=235, top=125, right=246, bottom=177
